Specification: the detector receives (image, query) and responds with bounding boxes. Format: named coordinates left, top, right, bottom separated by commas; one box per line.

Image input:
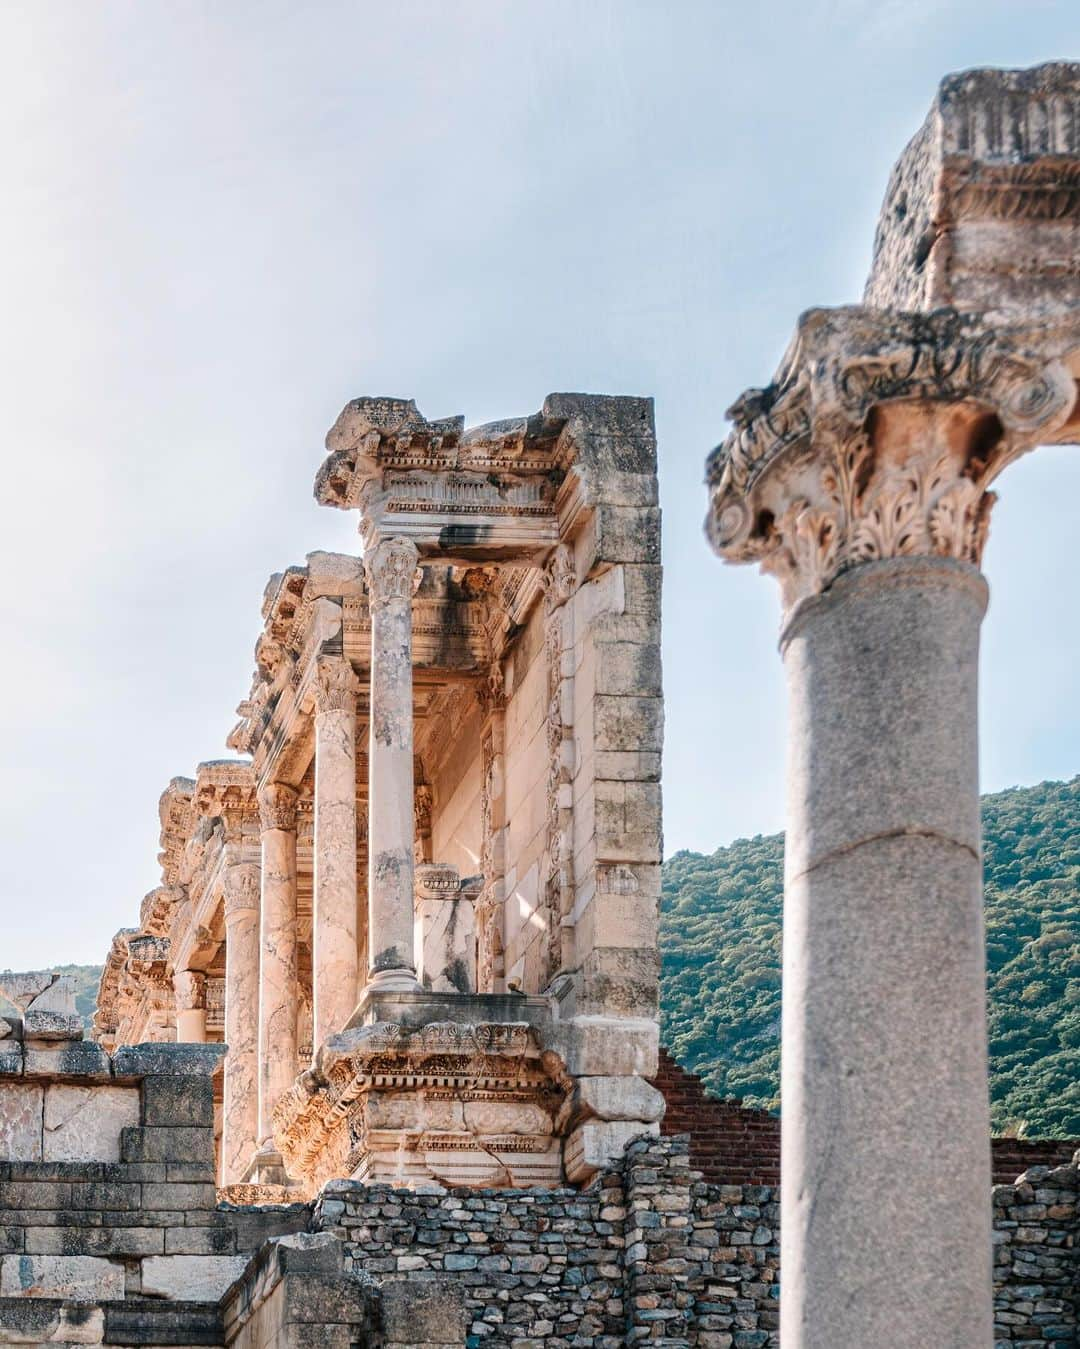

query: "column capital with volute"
left=706, top=306, right=1080, bottom=613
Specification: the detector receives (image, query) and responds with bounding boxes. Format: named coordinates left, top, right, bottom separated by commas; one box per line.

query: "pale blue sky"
left=3, top=1, right=1079, bottom=968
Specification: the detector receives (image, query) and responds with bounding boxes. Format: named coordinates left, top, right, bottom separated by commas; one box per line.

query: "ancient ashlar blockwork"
left=96, top=393, right=665, bottom=1197
left=707, top=61, right=1080, bottom=1349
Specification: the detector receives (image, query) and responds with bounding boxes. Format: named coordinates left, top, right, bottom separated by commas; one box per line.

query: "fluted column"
left=257, top=782, right=299, bottom=1149
left=173, top=970, right=206, bottom=1043
left=312, top=657, right=361, bottom=1046
left=364, top=537, right=421, bottom=990
left=706, top=308, right=1080, bottom=1348
left=221, top=860, right=260, bottom=1187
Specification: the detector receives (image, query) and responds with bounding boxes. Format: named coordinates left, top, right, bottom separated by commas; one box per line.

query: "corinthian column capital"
left=258, top=782, right=298, bottom=833
left=223, top=862, right=260, bottom=917
left=313, top=657, right=360, bottom=716
left=364, top=536, right=420, bottom=611
left=706, top=306, right=1080, bottom=611
left=173, top=969, right=206, bottom=1011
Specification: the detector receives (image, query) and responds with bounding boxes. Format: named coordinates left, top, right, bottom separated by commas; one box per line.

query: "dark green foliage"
left=660, top=777, right=1080, bottom=1138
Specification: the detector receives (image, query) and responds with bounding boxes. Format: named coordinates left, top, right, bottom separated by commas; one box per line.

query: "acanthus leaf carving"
left=707, top=307, right=1080, bottom=610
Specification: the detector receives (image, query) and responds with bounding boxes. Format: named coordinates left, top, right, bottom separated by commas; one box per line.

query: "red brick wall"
left=649, top=1048, right=780, bottom=1185
left=650, top=1048, right=1078, bottom=1188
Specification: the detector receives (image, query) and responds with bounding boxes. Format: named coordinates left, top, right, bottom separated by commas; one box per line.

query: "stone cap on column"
left=705, top=305, right=1080, bottom=611
left=865, top=63, right=1080, bottom=315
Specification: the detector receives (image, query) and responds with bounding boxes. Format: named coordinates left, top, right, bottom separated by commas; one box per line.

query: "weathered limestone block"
left=141, top=1074, right=214, bottom=1128
left=0, top=1085, right=43, bottom=1161
left=564, top=1119, right=658, bottom=1183
left=0, top=1300, right=105, bottom=1345
left=41, top=1086, right=140, bottom=1163
left=111, top=1042, right=225, bottom=1078
left=866, top=63, right=1080, bottom=316
left=1, top=975, right=82, bottom=1044
left=22, top=1044, right=110, bottom=1081
left=564, top=1074, right=665, bottom=1126
left=540, top=1015, right=658, bottom=1079
left=140, top=1253, right=250, bottom=1301
left=0, top=1256, right=124, bottom=1301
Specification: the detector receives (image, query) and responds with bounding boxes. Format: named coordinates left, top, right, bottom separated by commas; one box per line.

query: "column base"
left=365, top=967, right=423, bottom=994
left=242, top=1142, right=297, bottom=1189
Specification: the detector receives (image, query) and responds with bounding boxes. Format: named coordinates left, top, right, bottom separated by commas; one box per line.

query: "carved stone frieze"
left=315, top=398, right=571, bottom=558
left=706, top=306, right=1080, bottom=609
left=272, top=1020, right=568, bottom=1195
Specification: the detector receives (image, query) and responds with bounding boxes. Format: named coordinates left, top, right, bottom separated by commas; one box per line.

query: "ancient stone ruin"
left=93, top=391, right=665, bottom=1201
left=0, top=60, right=1077, bottom=1349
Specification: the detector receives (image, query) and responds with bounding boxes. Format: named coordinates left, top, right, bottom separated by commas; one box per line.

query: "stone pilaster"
left=364, top=537, right=420, bottom=992
left=312, top=658, right=361, bottom=1049
left=705, top=306, right=1080, bottom=1349
left=173, top=970, right=206, bottom=1044
left=221, top=860, right=260, bottom=1187
left=256, top=783, right=299, bottom=1156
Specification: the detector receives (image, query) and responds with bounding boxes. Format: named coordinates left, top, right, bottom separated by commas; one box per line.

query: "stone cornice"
left=315, top=397, right=569, bottom=559
left=706, top=306, right=1080, bottom=610
left=157, top=777, right=195, bottom=888
left=272, top=1020, right=567, bottom=1195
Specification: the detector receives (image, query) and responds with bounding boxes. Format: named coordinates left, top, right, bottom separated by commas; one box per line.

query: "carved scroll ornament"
left=706, top=307, right=1079, bottom=610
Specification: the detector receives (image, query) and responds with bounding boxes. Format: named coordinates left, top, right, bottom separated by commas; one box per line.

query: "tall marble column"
left=221, top=860, right=260, bottom=1187
left=173, top=970, right=206, bottom=1043
left=780, top=554, right=990, bottom=1346
left=705, top=309, right=1078, bottom=1348
left=256, top=782, right=299, bottom=1151
left=312, top=657, right=361, bottom=1046
left=364, top=537, right=421, bottom=990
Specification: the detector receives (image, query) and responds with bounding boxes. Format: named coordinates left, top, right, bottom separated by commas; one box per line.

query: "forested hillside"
left=660, top=776, right=1080, bottom=1137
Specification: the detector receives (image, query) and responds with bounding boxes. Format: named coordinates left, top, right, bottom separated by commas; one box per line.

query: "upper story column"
left=364, top=537, right=421, bottom=992
left=221, top=856, right=260, bottom=1186
left=256, top=782, right=299, bottom=1155
left=706, top=307, right=1080, bottom=1349
left=312, top=657, right=361, bottom=1047
left=173, top=970, right=206, bottom=1043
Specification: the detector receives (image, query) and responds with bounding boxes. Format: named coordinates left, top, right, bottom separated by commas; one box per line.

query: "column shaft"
left=257, top=784, right=299, bottom=1146
left=222, top=863, right=260, bottom=1187
left=366, top=538, right=420, bottom=989
left=780, top=557, right=993, bottom=1348
left=313, top=662, right=360, bottom=1046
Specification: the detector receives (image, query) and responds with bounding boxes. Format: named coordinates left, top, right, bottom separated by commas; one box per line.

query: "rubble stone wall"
left=313, top=1133, right=1078, bottom=1348
left=314, top=1134, right=781, bottom=1348
left=992, top=1156, right=1078, bottom=1344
